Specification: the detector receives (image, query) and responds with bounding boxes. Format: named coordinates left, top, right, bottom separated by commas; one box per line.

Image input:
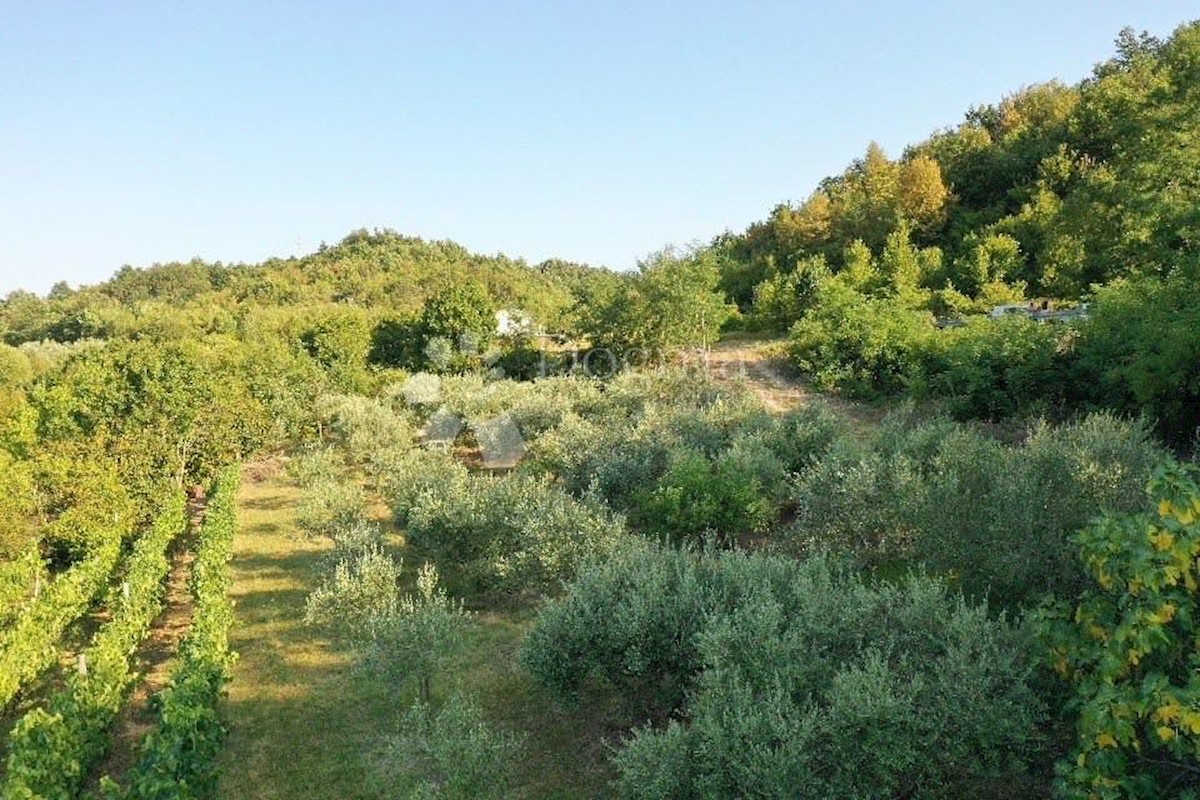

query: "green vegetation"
left=0, top=534, right=123, bottom=708
left=1039, top=462, right=1200, bottom=798
left=714, top=22, right=1200, bottom=446
left=104, top=468, right=240, bottom=800
left=2, top=494, right=185, bottom=799
left=0, top=19, right=1197, bottom=800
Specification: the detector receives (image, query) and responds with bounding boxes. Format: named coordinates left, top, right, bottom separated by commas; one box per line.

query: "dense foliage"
left=787, top=410, right=1164, bottom=607
left=714, top=23, right=1200, bottom=445
left=0, top=530, right=125, bottom=709
left=103, top=467, right=240, bottom=800
left=1039, top=462, right=1200, bottom=798
left=2, top=493, right=185, bottom=799
left=525, top=543, right=1046, bottom=799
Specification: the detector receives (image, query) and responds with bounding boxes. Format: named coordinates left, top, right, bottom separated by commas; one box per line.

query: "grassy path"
left=216, top=469, right=393, bottom=799
left=217, top=464, right=615, bottom=799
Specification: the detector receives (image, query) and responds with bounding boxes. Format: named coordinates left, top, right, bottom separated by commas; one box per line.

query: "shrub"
left=102, top=467, right=240, bottom=800
left=787, top=438, right=924, bottom=558
left=0, top=544, right=45, bottom=626
left=911, top=414, right=1164, bottom=607
left=1074, top=272, right=1200, bottom=446
left=315, top=393, right=415, bottom=464
left=3, top=493, right=187, bottom=800
left=607, top=558, right=1045, bottom=800
left=0, top=451, right=36, bottom=559
left=308, top=555, right=468, bottom=704
left=520, top=540, right=713, bottom=713
left=913, top=317, right=1066, bottom=420
left=296, top=477, right=368, bottom=540
left=525, top=545, right=1044, bottom=799
left=406, top=474, right=626, bottom=593
left=286, top=446, right=342, bottom=488
left=1037, top=462, right=1200, bottom=799
left=759, top=402, right=848, bottom=473
left=0, top=521, right=127, bottom=708
left=634, top=442, right=783, bottom=542
left=372, top=693, right=523, bottom=800
left=787, top=280, right=933, bottom=398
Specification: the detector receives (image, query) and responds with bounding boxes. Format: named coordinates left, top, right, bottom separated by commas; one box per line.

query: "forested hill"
left=0, top=229, right=607, bottom=344
left=717, top=23, right=1199, bottom=308
left=707, top=22, right=1199, bottom=443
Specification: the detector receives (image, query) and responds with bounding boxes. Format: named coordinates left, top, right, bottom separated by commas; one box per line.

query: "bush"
left=525, top=545, right=1045, bottom=799
left=0, top=521, right=127, bottom=708
left=787, top=280, right=933, bottom=398
left=379, top=449, right=470, bottom=527
left=308, top=555, right=468, bottom=704
left=913, top=317, right=1067, bottom=420
left=1074, top=272, right=1200, bottom=446
left=611, top=558, right=1044, bottom=800
left=315, top=393, right=415, bottom=464
left=287, top=447, right=342, bottom=487
left=759, top=402, right=848, bottom=473
left=406, top=473, right=626, bottom=593
left=782, top=410, right=1164, bottom=608
left=372, top=693, right=523, bottom=800
left=787, top=438, right=924, bottom=558
left=0, top=544, right=45, bottom=626
left=911, top=414, right=1164, bottom=607
left=520, top=540, right=714, bottom=714
left=0, top=451, right=36, bottom=559
left=296, top=477, right=368, bottom=540
left=1037, top=462, right=1200, bottom=799
left=102, top=467, right=240, bottom=800
left=3, top=493, right=187, bottom=800
left=634, top=442, right=783, bottom=542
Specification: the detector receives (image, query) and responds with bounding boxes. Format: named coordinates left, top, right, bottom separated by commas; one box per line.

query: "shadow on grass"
left=239, top=494, right=297, bottom=512
left=220, top=468, right=621, bottom=800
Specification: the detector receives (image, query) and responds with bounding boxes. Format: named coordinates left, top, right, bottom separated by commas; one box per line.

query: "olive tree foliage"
left=294, top=436, right=520, bottom=799
left=307, top=554, right=467, bottom=706
left=785, top=409, right=1165, bottom=609
left=314, top=393, right=415, bottom=465
left=523, top=542, right=1046, bottom=800
left=372, top=692, right=523, bottom=800
left=404, top=472, right=627, bottom=594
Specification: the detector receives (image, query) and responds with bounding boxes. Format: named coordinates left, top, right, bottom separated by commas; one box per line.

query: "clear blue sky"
left=1, top=1, right=1195, bottom=295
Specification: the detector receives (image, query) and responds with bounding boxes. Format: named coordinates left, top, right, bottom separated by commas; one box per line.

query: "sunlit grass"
left=217, top=467, right=615, bottom=799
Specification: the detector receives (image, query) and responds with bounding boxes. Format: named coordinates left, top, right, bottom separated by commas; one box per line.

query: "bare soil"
left=84, top=496, right=206, bottom=789
left=703, top=339, right=886, bottom=435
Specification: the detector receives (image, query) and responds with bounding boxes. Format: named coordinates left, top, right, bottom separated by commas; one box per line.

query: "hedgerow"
left=1, top=492, right=186, bottom=799
left=102, top=466, right=240, bottom=800
left=0, top=518, right=128, bottom=709
left=0, top=544, right=46, bottom=626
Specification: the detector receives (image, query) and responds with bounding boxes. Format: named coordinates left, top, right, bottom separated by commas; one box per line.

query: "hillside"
left=0, top=20, right=1197, bottom=800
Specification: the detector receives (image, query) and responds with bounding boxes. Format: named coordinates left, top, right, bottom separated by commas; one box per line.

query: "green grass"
left=216, top=467, right=616, bottom=799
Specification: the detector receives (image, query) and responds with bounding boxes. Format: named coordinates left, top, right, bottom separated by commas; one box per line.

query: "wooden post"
left=77, top=653, right=88, bottom=676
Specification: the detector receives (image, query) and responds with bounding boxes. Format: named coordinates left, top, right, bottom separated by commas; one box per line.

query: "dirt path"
left=85, top=497, right=205, bottom=789
left=701, top=339, right=885, bottom=435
